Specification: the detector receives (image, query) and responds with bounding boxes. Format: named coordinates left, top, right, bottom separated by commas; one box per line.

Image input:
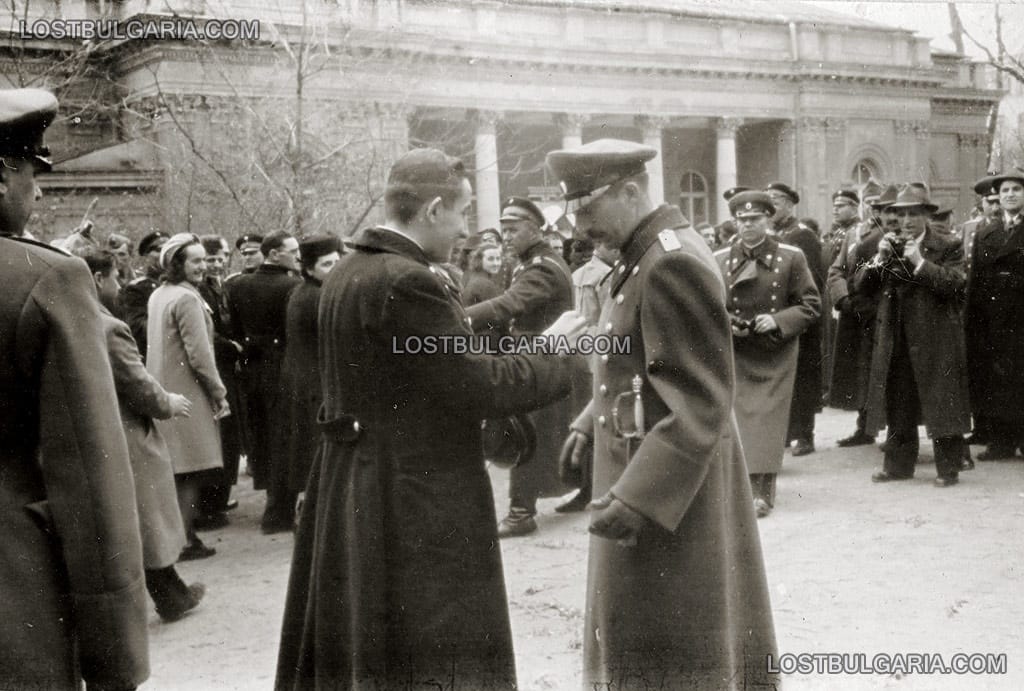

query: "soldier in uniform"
left=828, top=184, right=891, bottom=447
left=225, top=230, right=302, bottom=533
left=551, top=140, right=778, bottom=689
left=235, top=233, right=264, bottom=274
left=466, top=196, right=574, bottom=537
left=855, top=186, right=970, bottom=486
left=0, top=88, right=149, bottom=691
left=715, top=191, right=820, bottom=517
left=276, top=148, right=581, bottom=690
left=767, top=181, right=824, bottom=456
left=965, top=170, right=1024, bottom=461
left=117, top=229, right=168, bottom=360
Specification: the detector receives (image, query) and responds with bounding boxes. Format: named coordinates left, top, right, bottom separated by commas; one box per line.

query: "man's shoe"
left=497, top=510, right=537, bottom=538
left=871, top=471, right=912, bottom=483
left=977, top=445, right=1015, bottom=461
left=193, top=512, right=229, bottom=531
left=965, top=433, right=988, bottom=446
left=960, top=456, right=975, bottom=471
left=837, top=431, right=875, bottom=448
left=753, top=498, right=771, bottom=519
left=791, top=439, right=815, bottom=456
left=157, top=583, right=206, bottom=623
left=179, top=539, right=216, bottom=562
left=878, top=438, right=894, bottom=453
left=934, top=475, right=959, bottom=488
left=224, top=498, right=240, bottom=511
left=554, top=491, right=591, bottom=514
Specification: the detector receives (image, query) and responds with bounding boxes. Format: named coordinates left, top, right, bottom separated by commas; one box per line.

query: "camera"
left=883, top=232, right=906, bottom=260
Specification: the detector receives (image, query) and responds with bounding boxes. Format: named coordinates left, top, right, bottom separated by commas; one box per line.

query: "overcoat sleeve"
left=107, top=316, right=175, bottom=421
left=611, top=251, right=734, bottom=532
left=172, top=292, right=227, bottom=401
left=382, top=264, right=576, bottom=417
left=27, top=260, right=149, bottom=687
left=827, top=235, right=852, bottom=305
left=916, top=242, right=967, bottom=301
left=117, top=279, right=150, bottom=351
left=465, top=262, right=562, bottom=329
left=773, top=251, right=821, bottom=340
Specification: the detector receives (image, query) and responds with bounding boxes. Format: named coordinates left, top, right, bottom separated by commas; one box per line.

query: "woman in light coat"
left=147, top=233, right=230, bottom=561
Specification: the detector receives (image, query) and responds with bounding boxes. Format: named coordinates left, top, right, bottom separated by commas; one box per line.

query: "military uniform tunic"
left=574, top=205, right=778, bottom=690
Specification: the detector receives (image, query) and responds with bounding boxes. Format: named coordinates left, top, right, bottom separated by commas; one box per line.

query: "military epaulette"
left=713, top=246, right=732, bottom=258
left=5, top=234, right=72, bottom=256
left=127, top=275, right=153, bottom=286
left=532, top=256, right=543, bottom=266
left=658, top=229, right=682, bottom=252
left=777, top=242, right=802, bottom=254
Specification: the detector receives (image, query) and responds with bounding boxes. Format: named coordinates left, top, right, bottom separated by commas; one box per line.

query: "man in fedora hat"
left=827, top=184, right=892, bottom=447
left=549, top=139, right=777, bottom=689
left=964, top=169, right=1024, bottom=460
left=0, top=88, right=149, bottom=690
left=854, top=185, right=970, bottom=486
left=766, top=182, right=824, bottom=456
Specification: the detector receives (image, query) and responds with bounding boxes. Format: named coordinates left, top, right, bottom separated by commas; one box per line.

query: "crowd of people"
left=2, top=83, right=1020, bottom=690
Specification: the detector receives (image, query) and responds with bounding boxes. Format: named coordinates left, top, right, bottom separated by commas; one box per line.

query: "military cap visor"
left=0, top=88, right=58, bottom=172
left=729, top=191, right=775, bottom=218
left=832, top=189, right=859, bottom=206
left=499, top=197, right=546, bottom=227
left=547, top=139, right=656, bottom=206
left=765, top=182, right=799, bottom=204
left=235, top=233, right=265, bottom=250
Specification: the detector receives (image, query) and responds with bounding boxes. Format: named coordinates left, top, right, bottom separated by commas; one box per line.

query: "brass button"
left=598, top=415, right=607, bottom=426
left=599, top=384, right=608, bottom=395
left=616, top=294, right=624, bottom=304
left=632, top=266, right=639, bottom=275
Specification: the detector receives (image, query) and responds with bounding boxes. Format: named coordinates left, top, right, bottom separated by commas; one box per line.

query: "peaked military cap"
left=888, top=185, right=938, bottom=214
left=765, top=182, right=799, bottom=204
left=235, top=233, right=264, bottom=250
left=973, top=174, right=1000, bottom=200
left=499, top=196, right=546, bottom=227
left=870, top=184, right=900, bottom=208
left=0, top=88, right=58, bottom=172
left=138, top=230, right=169, bottom=255
left=546, top=139, right=656, bottom=206
left=728, top=190, right=775, bottom=218
left=861, top=179, right=884, bottom=203
left=722, top=186, right=750, bottom=202
left=832, top=189, right=859, bottom=206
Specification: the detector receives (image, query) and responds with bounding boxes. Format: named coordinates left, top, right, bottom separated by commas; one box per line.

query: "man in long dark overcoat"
left=275, top=149, right=580, bottom=690
left=551, top=139, right=778, bottom=689
left=465, top=196, right=574, bottom=537
left=965, top=170, right=1024, bottom=460
left=827, top=184, right=891, bottom=446
left=0, top=88, right=149, bottom=690
left=855, top=186, right=970, bottom=486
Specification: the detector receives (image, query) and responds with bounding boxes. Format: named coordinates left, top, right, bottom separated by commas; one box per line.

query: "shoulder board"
left=127, top=275, right=153, bottom=286
left=777, top=242, right=802, bottom=253
left=532, top=256, right=543, bottom=265
left=6, top=235, right=71, bottom=256
left=658, top=229, right=682, bottom=252
left=713, top=247, right=732, bottom=257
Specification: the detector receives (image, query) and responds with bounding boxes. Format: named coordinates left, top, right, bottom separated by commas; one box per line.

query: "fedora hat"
left=987, top=169, right=1024, bottom=193
left=888, top=184, right=938, bottom=214
left=481, top=415, right=536, bottom=470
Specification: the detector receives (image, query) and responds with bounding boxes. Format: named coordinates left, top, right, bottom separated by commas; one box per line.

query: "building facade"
left=2, top=0, right=1001, bottom=241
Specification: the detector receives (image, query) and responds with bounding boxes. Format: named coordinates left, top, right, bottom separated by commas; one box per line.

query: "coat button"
left=600, top=353, right=609, bottom=363
left=632, top=266, right=639, bottom=275
left=775, top=268, right=780, bottom=273
left=771, top=308, right=777, bottom=313
left=598, top=415, right=607, bottom=426
left=771, top=295, right=777, bottom=301
left=616, top=294, right=624, bottom=304
left=599, top=384, right=608, bottom=395
left=605, top=322, right=613, bottom=333
left=618, top=265, right=625, bottom=273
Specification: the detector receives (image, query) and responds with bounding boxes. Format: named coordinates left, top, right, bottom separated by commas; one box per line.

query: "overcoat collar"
left=255, top=262, right=295, bottom=277
left=975, top=215, right=1024, bottom=259
left=611, top=204, right=686, bottom=295
left=349, top=226, right=431, bottom=266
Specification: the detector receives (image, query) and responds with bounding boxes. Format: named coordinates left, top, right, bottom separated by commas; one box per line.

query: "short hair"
left=74, top=246, right=116, bottom=277
left=200, top=234, right=228, bottom=255
left=384, top=148, right=469, bottom=225
left=260, top=230, right=294, bottom=256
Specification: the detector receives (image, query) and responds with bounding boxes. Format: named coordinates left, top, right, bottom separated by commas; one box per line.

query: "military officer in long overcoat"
left=827, top=184, right=891, bottom=446
left=767, top=181, right=824, bottom=455
left=715, top=191, right=820, bottom=517
left=551, top=140, right=777, bottom=690
left=0, top=88, right=149, bottom=690
left=964, top=170, right=1024, bottom=460
left=855, top=186, right=970, bottom=486
left=276, top=149, right=581, bottom=690
left=465, top=196, right=574, bottom=537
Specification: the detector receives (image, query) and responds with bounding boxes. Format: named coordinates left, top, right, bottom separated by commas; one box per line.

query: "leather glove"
left=588, top=492, right=647, bottom=545
left=558, top=430, right=591, bottom=485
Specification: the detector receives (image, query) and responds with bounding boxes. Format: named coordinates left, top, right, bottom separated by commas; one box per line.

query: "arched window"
left=851, top=159, right=881, bottom=187
left=679, top=171, right=708, bottom=225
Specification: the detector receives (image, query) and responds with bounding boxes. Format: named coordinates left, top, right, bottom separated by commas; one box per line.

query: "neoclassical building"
left=3, top=0, right=1001, bottom=240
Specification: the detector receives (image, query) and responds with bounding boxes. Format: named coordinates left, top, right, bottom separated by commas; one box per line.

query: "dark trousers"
left=986, top=416, right=1022, bottom=450
left=883, top=328, right=962, bottom=479
left=749, top=473, right=777, bottom=506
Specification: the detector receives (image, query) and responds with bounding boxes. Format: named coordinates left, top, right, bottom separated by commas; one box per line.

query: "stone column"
left=636, top=115, right=669, bottom=205
left=472, top=109, right=502, bottom=232
left=553, top=112, right=590, bottom=149
left=715, top=117, right=743, bottom=222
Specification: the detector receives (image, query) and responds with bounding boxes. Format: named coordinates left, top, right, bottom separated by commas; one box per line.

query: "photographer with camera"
left=853, top=185, right=970, bottom=487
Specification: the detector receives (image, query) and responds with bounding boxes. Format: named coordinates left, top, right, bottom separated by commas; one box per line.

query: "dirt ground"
left=150, top=408, right=1024, bottom=690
